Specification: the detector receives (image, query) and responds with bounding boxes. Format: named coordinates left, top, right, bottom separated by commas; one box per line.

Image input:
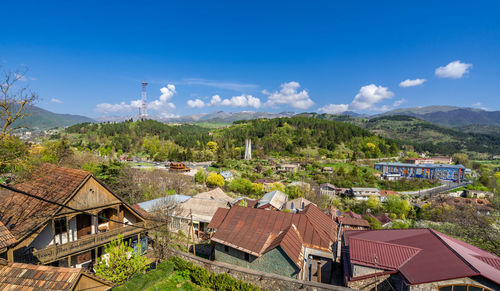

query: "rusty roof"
left=0, top=258, right=111, bottom=290
left=207, top=208, right=229, bottom=229
left=343, top=229, right=500, bottom=285
left=211, top=204, right=337, bottom=267
left=0, top=221, right=16, bottom=249
left=337, top=216, right=370, bottom=228
left=0, top=164, right=91, bottom=240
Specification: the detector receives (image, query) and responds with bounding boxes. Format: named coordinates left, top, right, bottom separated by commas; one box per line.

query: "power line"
left=0, top=183, right=163, bottom=231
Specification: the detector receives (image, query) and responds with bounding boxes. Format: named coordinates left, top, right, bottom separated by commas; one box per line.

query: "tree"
left=0, top=67, right=38, bottom=138
left=452, top=153, right=470, bottom=167
left=95, top=235, right=150, bottom=284
left=385, top=194, right=412, bottom=219
left=194, top=167, right=206, bottom=184
left=365, top=195, right=382, bottom=214
left=206, top=141, right=218, bottom=153
left=206, top=172, right=224, bottom=187
left=0, top=136, right=29, bottom=173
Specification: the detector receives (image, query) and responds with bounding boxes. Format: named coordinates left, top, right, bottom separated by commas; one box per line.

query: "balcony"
left=32, top=221, right=146, bottom=264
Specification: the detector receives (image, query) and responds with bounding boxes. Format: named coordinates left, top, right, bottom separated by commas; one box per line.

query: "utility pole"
left=190, top=210, right=196, bottom=256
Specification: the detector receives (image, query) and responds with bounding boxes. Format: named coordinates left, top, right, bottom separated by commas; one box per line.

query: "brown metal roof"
left=0, top=164, right=90, bottom=240
left=0, top=258, right=111, bottom=290
left=337, top=216, right=370, bottom=228
left=0, top=221, right=16, bottom=249
left=211, top=204, right=337, bottom=267
left=207, top=208, right=229, bottom=229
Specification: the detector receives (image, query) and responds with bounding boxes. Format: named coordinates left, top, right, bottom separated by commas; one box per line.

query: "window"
left=244, top=253, right=250, bottom=261
left=54, top=218, right=67, bottom=235
left=438, top=285, right=492, bottom=291
left=224, top=245, right=229, bottom=252
left=291, top=202, right=294, bottom=209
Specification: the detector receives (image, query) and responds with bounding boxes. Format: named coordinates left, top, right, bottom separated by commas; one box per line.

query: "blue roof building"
left=374, top=162, right=466, bottom=182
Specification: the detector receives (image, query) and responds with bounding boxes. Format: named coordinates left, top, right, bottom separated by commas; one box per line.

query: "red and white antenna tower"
left=140, top=81, right=148, bottom=120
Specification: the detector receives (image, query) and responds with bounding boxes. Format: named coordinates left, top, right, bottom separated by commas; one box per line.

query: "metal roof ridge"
left=427, top=228, right=481, bottom=274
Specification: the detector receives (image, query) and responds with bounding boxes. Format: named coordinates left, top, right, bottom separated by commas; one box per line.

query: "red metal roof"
left=349, top=237, right=421, bottom=270
left=344, top=229, right=500, bottom=285
left=210, top=204, right=337, bottom=268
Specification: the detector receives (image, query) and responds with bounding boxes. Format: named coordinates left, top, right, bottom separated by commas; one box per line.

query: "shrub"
left=207, top=172, right=225, bottom=187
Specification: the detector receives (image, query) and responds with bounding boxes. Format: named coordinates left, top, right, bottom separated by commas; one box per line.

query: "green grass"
left=114, top=261, right=208, bottom=291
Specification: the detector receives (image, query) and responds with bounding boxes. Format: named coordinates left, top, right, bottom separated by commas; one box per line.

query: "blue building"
left=374, top=162, right=466, bottom=182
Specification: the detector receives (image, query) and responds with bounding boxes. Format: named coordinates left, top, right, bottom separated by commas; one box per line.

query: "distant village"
left=0, top=152, right=498, bottom=291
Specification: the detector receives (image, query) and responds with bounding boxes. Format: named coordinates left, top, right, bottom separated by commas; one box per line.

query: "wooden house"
left=0, top=164, right=146, bottom=268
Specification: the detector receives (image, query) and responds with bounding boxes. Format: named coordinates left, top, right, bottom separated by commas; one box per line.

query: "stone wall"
left=169, top=249, right=353, bottom=291
left=347, top=274, right=391, bottom=291
left=214, top=243, right=300, bottom=278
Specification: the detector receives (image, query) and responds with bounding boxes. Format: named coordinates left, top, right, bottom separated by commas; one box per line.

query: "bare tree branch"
left=0, top=66, right=38, bottom=138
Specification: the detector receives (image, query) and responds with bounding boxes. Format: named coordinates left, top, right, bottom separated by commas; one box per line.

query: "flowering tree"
left=95, top=235, right=150, bottom=284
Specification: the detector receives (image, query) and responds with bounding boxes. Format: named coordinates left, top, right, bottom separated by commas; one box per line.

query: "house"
left=170, top=188, right=232, bottom=238
left=319, top=183, right=336, bottom=198
left=323, top=166, right=333, bottom=173
left=336, top=216, right=370, bottom=231
left=464, top=190, right=494, bottom=199
left=283, top=197, right=314, bottom=213
left=255, top=190, right=288, bottom=210
left=379, top=190, right=400, bottom=202
left=277, top=163, right=299, bottom=173
left=444, top=197, right=493, bottom=215
left=137, top=194, right=191, bottom=212
left=350, top=187, right=380, bottom=200
left=208, top=204, right=338, bottom=283
left=382, top=173, right=402, bottom=181
left=405, top=156, right=452, bottom=165
left=0, top=164, right=146, bottom=268
left=0, top=258, right=113, bottom=290
left=230, top=197, right=259, bottom=208
left=219, top=171, right=234, bottom=181
left=253, top=178, right=279, bottom=192
left=342, top=229, right=500, bottom=291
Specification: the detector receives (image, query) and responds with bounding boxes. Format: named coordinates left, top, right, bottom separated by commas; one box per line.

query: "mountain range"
left=9, top=105, right=500, bottom=134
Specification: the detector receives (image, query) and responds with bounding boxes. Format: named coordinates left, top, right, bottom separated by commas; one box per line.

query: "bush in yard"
left=95, top=235, right=150, bottom=284
left=206, top=172, right=225, bottom=187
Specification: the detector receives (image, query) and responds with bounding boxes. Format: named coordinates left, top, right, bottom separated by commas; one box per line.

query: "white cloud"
left=210, top=95, right=221, bottom=105
left=350, top=84, right=394, bottom=111
left=50, top=98, right=63, bottom=104
left=435, top=60, right=472, bottom=79
left=96, top=84, right=176, bottom=114
left=472, top=102, right=482, bottom=107
left=221, top=94, right=261, bottom=108
left=187, top=99, right=206, bottom=108
left=187, top=94, right=261, bottom=109
left=318, top=104, right=349, bottom=114
left=399, top=78, right=426, bottom=87
left=318, top=84, right=396, bottom=114
left=392, top=99, right=407, bottom=107
left=264, top=81, right=314, bottom=109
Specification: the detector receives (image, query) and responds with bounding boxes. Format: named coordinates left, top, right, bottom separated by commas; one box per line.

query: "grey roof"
left=257, top=190, right=288, bottom=209
left=375, top=162, right=466, bottom=169
left=137, top=195, right=191, bottom=212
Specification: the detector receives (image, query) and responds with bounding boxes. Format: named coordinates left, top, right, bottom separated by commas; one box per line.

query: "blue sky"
left=1, top=1, right=499, bottom=118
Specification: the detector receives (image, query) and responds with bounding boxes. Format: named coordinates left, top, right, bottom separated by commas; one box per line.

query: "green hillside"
left=363, top=115, right=500, bottom=155
left=64, top=117, right=399, bottom=161
left=11, top=105, right=95, bottom=130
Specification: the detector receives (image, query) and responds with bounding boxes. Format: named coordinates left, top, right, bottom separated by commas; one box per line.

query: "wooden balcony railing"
left=32, top=221, right=146, bottom=264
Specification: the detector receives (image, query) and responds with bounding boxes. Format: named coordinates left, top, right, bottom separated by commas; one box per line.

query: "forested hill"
left=213, top=117, right=399, bottom=158
left=363, top=115, right=500, bottom=155
left=63, top=117, right=399, bottom=161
